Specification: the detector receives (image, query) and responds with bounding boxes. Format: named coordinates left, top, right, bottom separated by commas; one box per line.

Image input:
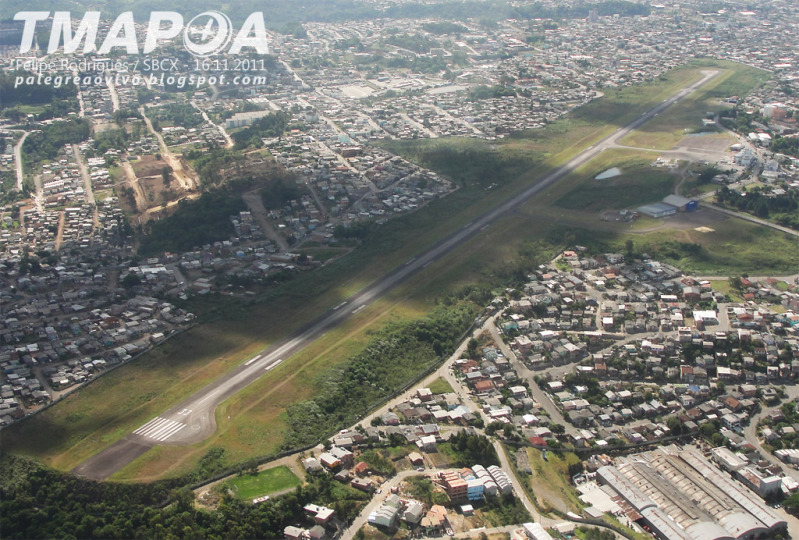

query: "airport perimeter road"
left=72, top=70, right=720, bottom=481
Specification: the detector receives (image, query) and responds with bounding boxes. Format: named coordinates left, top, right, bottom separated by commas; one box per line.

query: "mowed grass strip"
left=551, top=149, right=676, bottom=212
left=226, top=466, right=301, bottom=500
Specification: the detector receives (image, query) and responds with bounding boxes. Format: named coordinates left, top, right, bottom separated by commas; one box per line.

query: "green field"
left=554, top=149, right=675, bottom=211
left=226, top=465, right=301, bottom=500
left=4, top=59, right=787, bottom=482
left=525, top=449, right=583, bottom=514
left=427, top=377, right=454, bottom=395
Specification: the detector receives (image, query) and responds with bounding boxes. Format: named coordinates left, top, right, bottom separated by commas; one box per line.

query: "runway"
left=72, top=70, right=719, bottom=480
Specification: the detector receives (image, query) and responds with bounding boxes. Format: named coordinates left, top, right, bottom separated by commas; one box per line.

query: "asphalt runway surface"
left=72, top=70, right=719, bottom=480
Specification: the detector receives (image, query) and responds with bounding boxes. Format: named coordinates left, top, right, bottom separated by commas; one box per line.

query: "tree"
left=161, top=166, right=173, bottom=187
left=467, top=338, right=480, bottom=359
left=667, top=416, right=683, bottom=435
left=755, top=200, right=770, bottom=218
left=784, top=492, right=799, bottom=515
left=625, top=239, right=634, bottom=257
left=122, top=273, right=142, bottom=288
left=550, top=423, right=566, bottom=435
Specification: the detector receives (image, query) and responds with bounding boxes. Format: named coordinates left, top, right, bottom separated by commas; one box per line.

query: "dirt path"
left=33, top=174, right=43, bottom=213
left=305, top=183, right=329, bottom=220
left=119, top=161, right=148, bottom=213
left=72, top=144, right=96, bottom=207
left=54, top=211, right=65, bottom=251
left=139, top=106, right=198, bottom=191
left=241, top=189, right=289, bottom=251
left=14, top=131, right=29, bottom=191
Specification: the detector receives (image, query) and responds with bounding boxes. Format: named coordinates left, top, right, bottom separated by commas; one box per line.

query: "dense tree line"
left=151, top=104, right=204, bottom=131
left=383, top=33, right=439, bottom=54
left=0, top=454, right=367, bottom=539
left=0, top=0, right=650, bottom=27
left=716, top=185, right=799, bottom=228
left=93, top=128, right=132, bottom=154
left=139, top=188, right=246, bottom=255
left=23, top=118, right=91, bottom=166
left=185, top=147, right=244, bottom=186
left=447, top=432, right=500, bottom=467
left=720, top=109, right=758, bottom=135
left=771, top=136, right=799, bottom=158
left=513, top=0, right=650, bottom=19
left=261, top=177, right=304, bottom=210
left=232, top=111, right=289, bottom=149
left=333, top=220, right=374, bottom=241
left=0, top=71, right=77, bottom=109
left=422, top=22, right=468, bottom=35
left=282, top=301, right=480, bottom=449
left=334, top=37, right=365, bottom=51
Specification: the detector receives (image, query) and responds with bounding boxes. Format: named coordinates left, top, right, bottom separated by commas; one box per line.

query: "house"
left=417, top=388, right=433, bottom=401
left=474, top=380, right=494, bottom=393
left=351, top=478, right=373, bottom=492
left=302, top=457, right=323, bottom=472
left=523, top=522, right=555, bottom=540
left=319, top=453, right=341, bottom=470
left=330, top=446, right=354, bottom=467
left=421, top=505, right=448, bottom=532
left=304, top=504, right=335, bottom=525
left=403, top=501, right=425, bottom=524
left=417, top=435, right=437, bottom=452
left=368, top=504, right=399, bottom=528
left=284, top=526, right=305, bottom=540
left=353, top=461, right=370, bottom=477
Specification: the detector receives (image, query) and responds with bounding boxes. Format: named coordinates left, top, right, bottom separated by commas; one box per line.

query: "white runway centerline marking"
left=133, top=417, right=187, bottom=442
left=244, top=354, right=262, bottom=366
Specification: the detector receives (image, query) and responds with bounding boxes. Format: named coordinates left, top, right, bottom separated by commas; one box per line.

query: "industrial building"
left=597, top=445, right=786, bottom=540
left=637, top=202, right=678, bottom=219
left=662, top=194, right=698, bottom=212
left=522, top=522, right=555, bottom=540
left=637, top=194, right=698, bottom=219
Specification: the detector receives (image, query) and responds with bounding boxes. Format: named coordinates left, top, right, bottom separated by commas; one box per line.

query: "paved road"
left=485, top=319, right=577, bottom=437
left=191, top=100, right=234, bottom=148
left=72, top=70, right=722, bottom=481
left=341, top=469, right=430, bottom=540
left=700, top=201, right=799, bottom=238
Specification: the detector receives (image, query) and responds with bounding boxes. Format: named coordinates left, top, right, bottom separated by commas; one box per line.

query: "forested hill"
left=0, top=454, right=367, bottom=539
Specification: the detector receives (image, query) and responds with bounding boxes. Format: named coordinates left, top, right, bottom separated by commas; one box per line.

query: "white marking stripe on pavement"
left=133, top=417, right=186, bottom=441
left=133, top=417, right=170, bottom=436
left=244, top=354, right=262, bottom=366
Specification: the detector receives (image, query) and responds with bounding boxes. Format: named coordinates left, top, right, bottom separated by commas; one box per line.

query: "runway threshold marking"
left=133, top=417, right=187, bottom=442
